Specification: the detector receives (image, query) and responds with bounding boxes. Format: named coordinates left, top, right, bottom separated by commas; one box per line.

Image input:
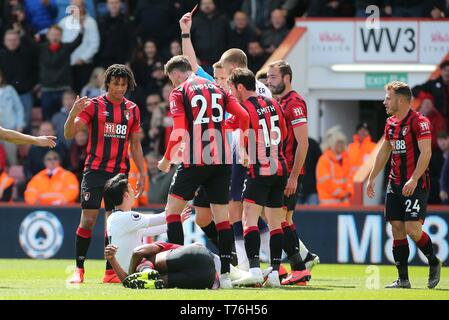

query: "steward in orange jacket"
left=25, top=151, right=79, bottom=205
left=317, top=130, right=353, bottom=206
left=348, top=123, right=377, bottom=179
left=0, top=169, right=14, bottom=202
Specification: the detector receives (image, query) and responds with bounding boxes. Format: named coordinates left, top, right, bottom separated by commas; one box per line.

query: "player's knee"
left=405, top=225, right=421, bottom=241
left=195, top=210, right=212, bottom=227
left=80, top=217, right=96, bottom=229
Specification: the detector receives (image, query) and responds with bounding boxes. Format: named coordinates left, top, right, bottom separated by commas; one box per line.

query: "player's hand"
left=135, top=175, right=145, bottom=198
left=284, top=176, right=298, bottom=197
left=158, top=157, right=171, bottom=173
left=104, top=244, right=118, bottom=260
left=179, top=12, right=192, bottom=33
left=70, top=96, right=91, bottom=118
left=239, top=147, right=249, bottom=168
left=181, top=206, right=192, bottom=222
left=366, top=179, right=375, bottom=199
left=34, top=135, right=57, bottom=148
left=402, top=178, right=417, bottom=197
left=440, top=190, right=448, bottom=202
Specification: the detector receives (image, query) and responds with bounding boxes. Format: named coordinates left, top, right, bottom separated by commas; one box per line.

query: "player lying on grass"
left=104, top=174, right=192, bottom=273
left=105, top=242, right=220, bottom=289
left=104, top=173, right=254, bottom=289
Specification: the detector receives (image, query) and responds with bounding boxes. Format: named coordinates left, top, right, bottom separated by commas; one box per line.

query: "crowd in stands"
left=0, top=0, right=448, bottom=206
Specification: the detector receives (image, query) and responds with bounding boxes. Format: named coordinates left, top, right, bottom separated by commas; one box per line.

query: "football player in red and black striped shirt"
left=267, top=60, right=317, bottom=284
left=367, top=81, right=441, bottom=289
left=64, top=64, right=146, bottom=284
left=226, top=68, right=289, bottom=287
left=157, top=56, right=250, bottom=288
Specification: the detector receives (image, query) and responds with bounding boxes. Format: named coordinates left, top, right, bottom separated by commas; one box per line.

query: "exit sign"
left=365, top=73, right=408, bottom=88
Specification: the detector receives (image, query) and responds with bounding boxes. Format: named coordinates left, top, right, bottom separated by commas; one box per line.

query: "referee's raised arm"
left=64, top=95, right=91, bottom=140
left=179, top=12, right=199, bottom=73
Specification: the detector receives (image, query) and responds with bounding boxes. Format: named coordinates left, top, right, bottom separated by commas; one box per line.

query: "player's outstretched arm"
left=0, top=126, right=57, bottom=147
left=180, top=12, right=199, bottom=73
left=64, top=96, right=90, bottom=140
left=367, top=137, right=392, bottom=198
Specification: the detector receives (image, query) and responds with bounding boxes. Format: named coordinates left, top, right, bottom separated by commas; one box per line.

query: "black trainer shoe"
left=385, top=278, right=411, bottom=289
left=428, top=260, right=442, bottom=289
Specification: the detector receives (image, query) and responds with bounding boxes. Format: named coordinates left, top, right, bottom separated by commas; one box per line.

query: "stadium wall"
left=1, top=205, right=448, bottom=265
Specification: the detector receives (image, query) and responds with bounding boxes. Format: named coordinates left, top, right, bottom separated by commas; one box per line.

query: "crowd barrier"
left=0, top=204, right=448, bottom=265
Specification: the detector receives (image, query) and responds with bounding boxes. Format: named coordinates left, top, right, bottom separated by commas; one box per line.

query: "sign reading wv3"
left=356, top=22, right=417, bottom=62
left=296, top=20, right=449, bottom=65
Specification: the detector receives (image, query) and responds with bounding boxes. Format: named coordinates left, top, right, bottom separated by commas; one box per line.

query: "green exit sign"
left=365, top=73, right=408, bottom=88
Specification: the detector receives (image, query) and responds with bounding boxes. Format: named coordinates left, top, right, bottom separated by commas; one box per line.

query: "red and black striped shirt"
left=76, top=95, right=141, bottom=174
left=278, top=90, right=308, bottom=175
left=230, top=96, right=288, bottom=178
left=384, top=109, right=431, bottom=189
left=165, top=75, right=249, bottom=166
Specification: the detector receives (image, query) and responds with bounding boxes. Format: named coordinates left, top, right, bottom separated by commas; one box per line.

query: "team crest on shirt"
left=402, top=126, right=408, bottom=136
left=131, top=213, right=141, bottom=221
left=124, top=110, right=130, bottom=121
left=83, top=192, right=90, bottom=202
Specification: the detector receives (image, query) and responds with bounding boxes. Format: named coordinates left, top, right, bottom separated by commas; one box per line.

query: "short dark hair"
left=268, top=60, right=293, bottom=82
left=164, top=55, right=192, bottom=75
left=440, top=60, right=449, bottom=69
left=104, top=174, right=129, bottom=207
left=228, top=68, right=256, bottom=91
left=385, top=81, right=412, bottom=102
left=104, top=64, right=136, bottom=92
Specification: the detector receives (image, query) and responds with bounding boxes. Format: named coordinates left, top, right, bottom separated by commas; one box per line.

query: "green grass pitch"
left=0, top=259, right=448, bottom=300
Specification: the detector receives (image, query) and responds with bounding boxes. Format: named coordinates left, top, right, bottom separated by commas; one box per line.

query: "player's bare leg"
left=286, top=210, right=319, bottom=271
left=165, top=195, right=189, bottom=245
left=386, top=221, right=411, bottom=288
left=405, top=221, right=441, bottom=289
left=69, top=209, right=99, bottom=284
left=195, top=207, right=218, bottom=248
left=210, top=203, right=234, bottom=288
left=232, top=201, right=264, bottom=287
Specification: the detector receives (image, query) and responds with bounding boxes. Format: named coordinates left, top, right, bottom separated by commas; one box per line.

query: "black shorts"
left=283, top=175, right=304, bottom=211
left=166, top=244, right=216, bottom=289
left=242, top=175, right=288, bottom=208
left=170, top=164, right=231, bottom=204
left=81, top=170, right=124, bottom=211
left=385, top=181, right=429, bottom=222
left=192, top=186, right=210, bottom=208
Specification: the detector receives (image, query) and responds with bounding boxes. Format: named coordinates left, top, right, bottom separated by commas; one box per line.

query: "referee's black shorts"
left=166, top=244, right=216, bottom=289
left=80, top=170, right=126, bottom=212
left=169, top=164, right=231, bottom=204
